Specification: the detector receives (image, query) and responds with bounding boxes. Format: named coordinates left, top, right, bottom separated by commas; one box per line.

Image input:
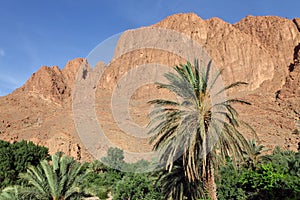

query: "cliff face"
left=153, top=14, right=300, bottom=93
left=0, top=13, right=299, bottom=161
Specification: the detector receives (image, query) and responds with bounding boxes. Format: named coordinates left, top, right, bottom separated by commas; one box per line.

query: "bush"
left=84, top=154, right=161, bottom=200
left=217, top=160, right=247, bottom=200
left=101, top=147, right=125, bottom=171
left=113, top=173, right=162, bottom=200
left=217, top=146, right=300, bottom=200
left=0, top=140, right=49, bottom=189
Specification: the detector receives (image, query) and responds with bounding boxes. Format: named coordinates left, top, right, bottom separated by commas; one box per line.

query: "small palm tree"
left=148, top=60, right=253, bottom=200
left=88, top=160, right=107, bottom=173
left=245, top=139, right=269, bottom=169
left=18, top=152, right=91, bottom=200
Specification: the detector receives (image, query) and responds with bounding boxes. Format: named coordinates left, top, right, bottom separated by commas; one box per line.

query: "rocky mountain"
left=0, top=13, right=299, bottom=161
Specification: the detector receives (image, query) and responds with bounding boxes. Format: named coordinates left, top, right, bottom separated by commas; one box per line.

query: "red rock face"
left=0, top=13, right=299, bottom=161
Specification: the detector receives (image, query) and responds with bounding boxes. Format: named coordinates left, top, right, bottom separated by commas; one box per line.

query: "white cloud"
left=0, top=48, right=5, bottom=57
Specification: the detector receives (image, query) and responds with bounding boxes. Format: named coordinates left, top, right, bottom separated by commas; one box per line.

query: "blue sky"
left=0, top=0, right=299, bottom=96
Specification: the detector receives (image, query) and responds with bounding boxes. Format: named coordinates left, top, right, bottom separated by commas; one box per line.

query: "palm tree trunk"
left=205, top=166, right=218, bottom=200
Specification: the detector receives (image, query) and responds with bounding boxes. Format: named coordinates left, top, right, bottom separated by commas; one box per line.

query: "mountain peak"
left=1, top=14, right=299, bottom=160
left=16, top=58, right=85, bottom=104
left=62, top=58, right=86, bottom=88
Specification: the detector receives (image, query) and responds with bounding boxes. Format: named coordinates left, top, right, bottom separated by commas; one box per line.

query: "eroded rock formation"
left=0, top=13, right=299, bottom=161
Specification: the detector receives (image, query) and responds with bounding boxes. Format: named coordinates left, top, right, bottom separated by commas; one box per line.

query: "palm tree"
left=18, top=152, right=91, bottom=200
left=156, top=158, right=205, bottom=200
left=88, top=160, right=107, bottom=174
left=148, top=60, right=253, bottom=200
left=245, top=139, right=269, bottom=169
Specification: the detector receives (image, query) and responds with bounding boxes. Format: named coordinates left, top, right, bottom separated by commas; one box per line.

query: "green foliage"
left=0, top=185, right=42, bottom=200
left=88, top=160, right=106, bottom=174
left=113, top=172, right=162, bottom=200
left=243, top=139, right=269, bottom=169
left=0, top=140, right=49, bottom=189
left=84, top=163, right=122, bottom=199
left=218, top=146, right=300, bottom=200
left=101, top=147, right=125, bottom=171
left=239, top=164, right=285, bottom=193
left=217, top=159, right=247, bottom=200
left=87, top=152, right=165, bottom=199
left=1, top=142, right=299, bottom=200
left=155, top=159, right=205, bottom=200
left=16, top=152, right=92, bottom=200
left=83, top=172, right=110, bottom=200
left=122, top=159, right=153, bottom=172
left=85, top=155, right=162, bottom=200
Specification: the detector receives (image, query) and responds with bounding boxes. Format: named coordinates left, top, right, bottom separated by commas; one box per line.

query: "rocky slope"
left=0, top=13, right=299, bottom=161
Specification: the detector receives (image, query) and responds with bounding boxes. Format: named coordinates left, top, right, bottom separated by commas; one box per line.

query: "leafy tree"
left=17, top=152, right=92, bottom=200
left=83, top=172, right=109, bottom=200
left=239, top=163, right=285, bottom=199
left=84, top=158, right=124, bottom=199
left=101, top=147, right=125, bottom=171
left=0, top=140, right=15, bottom=188
left=0, top=140, right=48, bottom=189
left=218, top=146, right=300, bottom=200
left=113, top=172, right=162, bottom=200
left=85, top=156, right=162, bottom=200
left=122, top=159, right=152, bottom=173
left=247, top=146, right=300, bottom=199
left=148, top=60, right=252, bottom=199
left=11, top=140, right=49, bottom=173
left=217, top=158, right=247, bottom=200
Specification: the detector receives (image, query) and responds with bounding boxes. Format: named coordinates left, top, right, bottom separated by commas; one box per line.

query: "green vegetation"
left=0, top=140, right=299, bottom=200
left=217, top=145, right=300, bottom=200
left=113, top=172, right=162, bottom=200
left=84, top=147, right=162, bottom=200
left=19, top=152, right=90, bottom=199
left=1, top=152, right=91, bottom=200
left=0, top=140, right=49, bottom=189
left=155, top=158, right=205, bottom=199
left=101, top=147, right=125, bottom=171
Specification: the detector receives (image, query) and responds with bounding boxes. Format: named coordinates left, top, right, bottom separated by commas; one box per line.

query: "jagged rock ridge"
left=0, top=13, right=299, bottom=161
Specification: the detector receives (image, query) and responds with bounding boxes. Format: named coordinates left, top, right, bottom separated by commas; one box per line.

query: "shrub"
left=0, top=140, right=49, bottom=189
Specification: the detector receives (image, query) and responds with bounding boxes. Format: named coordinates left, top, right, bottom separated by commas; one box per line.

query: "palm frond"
left=18, top=152, right=91, bottom=199
left=215, top=81, right=248, bottom=96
